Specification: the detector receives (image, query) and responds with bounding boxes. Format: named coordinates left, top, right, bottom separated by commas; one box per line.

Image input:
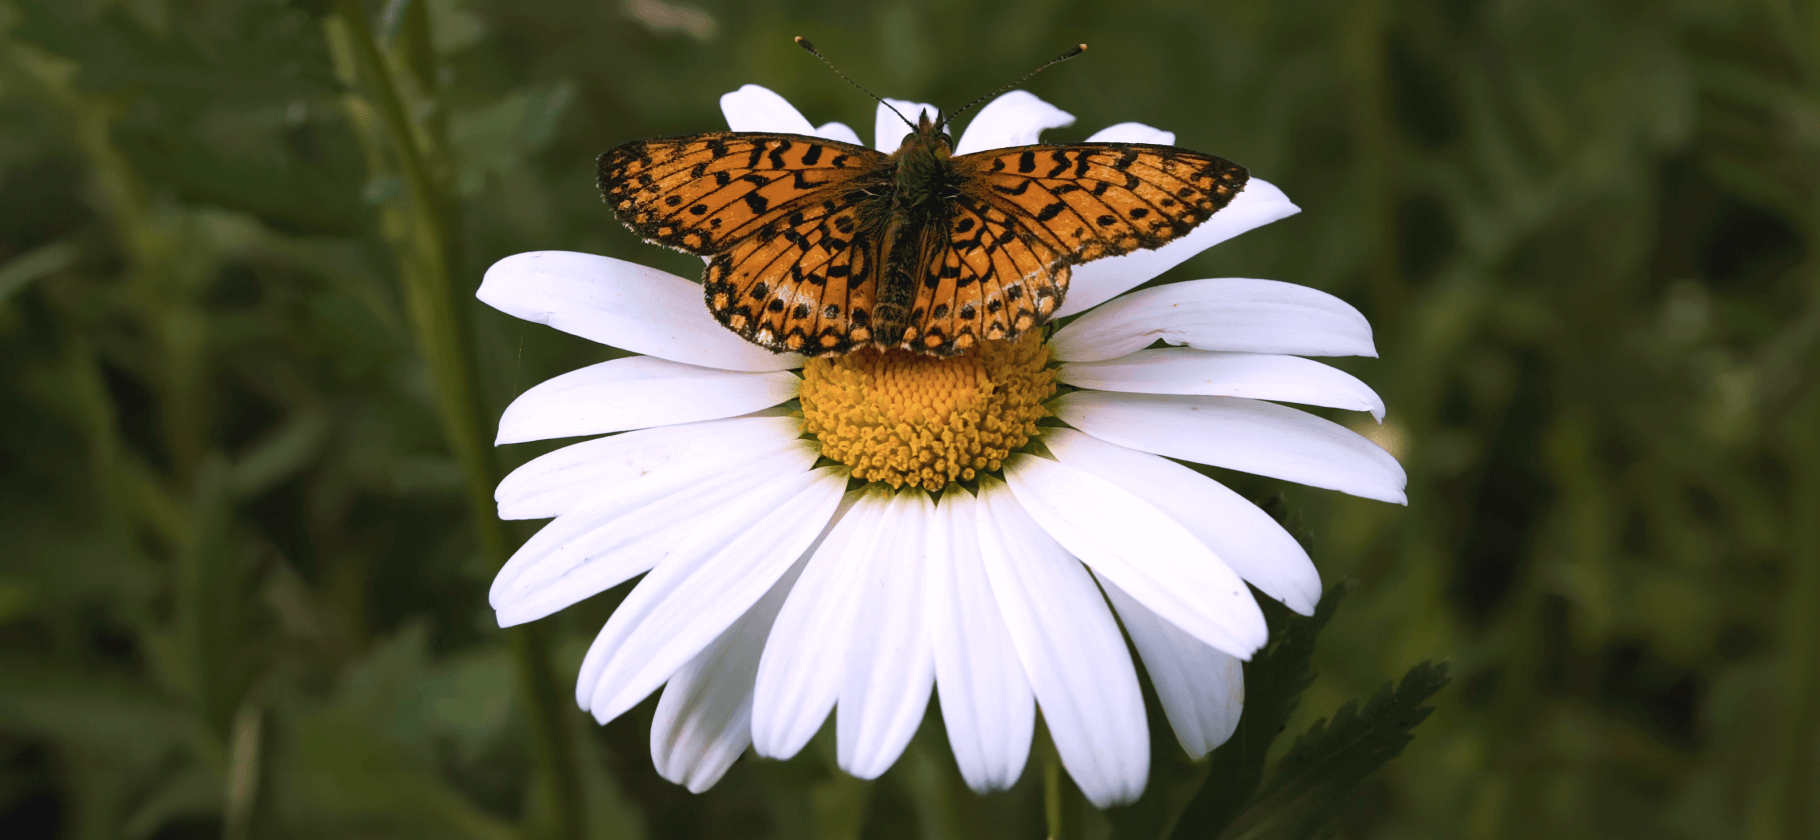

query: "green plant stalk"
left=1775, top=391, right=1819, bottom=840
left=1772, top=22, right=1820, bottom=831
left=1045, top=751, right=1086, bottom=840
left=327, top=3, right=589, bottom=837
left=1764, top=272, right=1820, bottom=840
left=1338, top=0, right=1402, bottom=326
left=1753, top=23, right=1820, bottom=830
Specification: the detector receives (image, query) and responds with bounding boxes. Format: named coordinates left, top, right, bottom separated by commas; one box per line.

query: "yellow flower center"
left=800, top=333, right=1056, bottom=491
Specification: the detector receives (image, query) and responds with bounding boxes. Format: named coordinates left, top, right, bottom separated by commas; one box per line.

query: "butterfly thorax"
left=888, top=113, right=957, bottom=216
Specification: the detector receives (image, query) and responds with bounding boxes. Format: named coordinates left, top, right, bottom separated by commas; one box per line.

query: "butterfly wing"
left=598, top=133, right=895, bottom=352
left=908, top=143, right=1249, bottom=352
left=959, top=143, right=1249, bottom=259
left=704, top=207, right=885, bottom=354
left=907, top=198, right=1068, bottom=355
left=599, top=132, right=888, bottom=253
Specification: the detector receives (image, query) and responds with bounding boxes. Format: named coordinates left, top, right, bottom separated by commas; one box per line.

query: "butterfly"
left=597, top=41, right=1250, bottom=358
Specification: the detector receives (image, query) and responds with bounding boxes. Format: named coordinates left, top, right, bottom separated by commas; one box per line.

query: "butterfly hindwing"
left=906, top=195, right=1070, bottom=355
left=703, top=198, right=883, bottom=355
left=598, top=133, right=890, bottom=255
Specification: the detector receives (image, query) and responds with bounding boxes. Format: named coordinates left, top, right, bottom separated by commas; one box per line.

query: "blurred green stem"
left=1774, top=390, right=1819, bottom=840
left=325, top=2, right=589, bottom=837
left=1045, top=753, right=1085, bottom=840
left=1762, top=275, right=1820, bottom=840
left=1760, top=20, right=1820, bottom=833
left=1339, top=0, right=1401, bottom=325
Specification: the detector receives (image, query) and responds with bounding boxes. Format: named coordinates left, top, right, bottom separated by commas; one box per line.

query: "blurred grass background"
left=2, top=0, right=1817, bottom=838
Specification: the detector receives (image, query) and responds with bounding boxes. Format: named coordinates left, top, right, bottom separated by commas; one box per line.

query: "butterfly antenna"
left=940, top=43, right=1088, bottom=130
left=794, top=36, right=915, bottom=129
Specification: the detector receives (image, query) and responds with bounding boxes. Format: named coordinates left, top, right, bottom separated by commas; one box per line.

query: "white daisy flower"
left=479, top=84, right=1405, bottom=806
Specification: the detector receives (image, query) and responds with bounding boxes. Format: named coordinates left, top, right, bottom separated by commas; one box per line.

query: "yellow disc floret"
left=800, top=332, right=1056, bottom=491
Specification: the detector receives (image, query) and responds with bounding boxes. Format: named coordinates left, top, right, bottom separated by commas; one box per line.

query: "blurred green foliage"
left=2, top=0, right=1817, bottom=838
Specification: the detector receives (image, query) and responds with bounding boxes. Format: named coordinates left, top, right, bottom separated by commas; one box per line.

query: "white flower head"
left=479, top=85, right=1404, bottom=806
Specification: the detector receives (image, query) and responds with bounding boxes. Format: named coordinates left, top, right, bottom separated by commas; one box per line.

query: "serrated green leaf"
left=1219, top=661, right=1450, bottom=840
left=1167, top=583, right=1350, bottom=840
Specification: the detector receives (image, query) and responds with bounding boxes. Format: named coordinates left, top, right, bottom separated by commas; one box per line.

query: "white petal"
left=1058, top=349, right=1385, bottom=421
left=721, top=84, right=816, bottom=133
left=578, top=466, right=848, bottom=722
left=478, top=251, right=801, bottom=372
left=1097, top=574, right=1244, bottom=759
left=1042, top=428, right=1319, bottom=615
left=837, top=490, right=937, bottom=779
left=492, top=445, right=818, bottom=628
left=751, top=487, right=894, bottom=759
left=973, top=477, right=1147, bottom=808
left=1084, top=122, right=1174, bottom=145
left=875, top=98, right=940, bottom=152
left=651, top=554, right=807, bottom=793
left=814, top=121, right=863, bottom=145
left=953, top=91, right=1075, bottom=155
left=1003, top=455, right=1266, bottom=658
left=1050, top=276, right=1375, bottom=363
left=1055, top=181, right=1302, bottom=318
left=1052, top=392, right=1408, bottom=504
left=929, top=486, right=1034, bottom=792
left=495, top=356, right=799, bottom=445
left=495, top=416, right=803, bottom=520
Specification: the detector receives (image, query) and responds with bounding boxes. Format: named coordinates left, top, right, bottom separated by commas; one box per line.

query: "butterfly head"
left=892, top=109, right=955, bottom=200
left=898, top=109, right=953, bottom=155
left=795, top=36, right=1084, bottom=150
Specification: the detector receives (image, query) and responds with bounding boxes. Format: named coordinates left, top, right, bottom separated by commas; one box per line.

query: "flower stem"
left=1762, top=287, right=1820, bottom=840
left=325, top=3, right=588, bottom=837
left=1044, top=751, right=1086, bottom=840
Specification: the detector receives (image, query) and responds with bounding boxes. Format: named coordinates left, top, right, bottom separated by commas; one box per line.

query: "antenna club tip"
left=794, top=36, right=818, bottom=53
left=1063, top=44, right=1087, bottom=58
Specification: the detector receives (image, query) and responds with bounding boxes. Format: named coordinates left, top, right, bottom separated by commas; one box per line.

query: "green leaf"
left=449, top=79, right=576, bottom=196
left=0, top=654, right=192, bottom=751
left=0, top=239, right=79, bottom=304
left=15, top=2, right=336, bottom=103
left=270, top=624, right=530, bottom=838
left=284, top=708, right=520, bottom=840
left=1166, top=583, right=1349, bottom=840
left=1219, top=661, right=1451, bottom=840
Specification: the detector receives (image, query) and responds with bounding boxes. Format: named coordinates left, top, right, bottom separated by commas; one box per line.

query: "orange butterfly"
left=597, top=41, right=1249, bottom=357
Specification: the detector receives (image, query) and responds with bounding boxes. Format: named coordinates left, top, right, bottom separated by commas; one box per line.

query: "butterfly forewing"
left=600, top=132, right=899, bottom=353
left=598, top=133, right=889, bottom=254
left=958, top=143, right=1248, bottom=261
